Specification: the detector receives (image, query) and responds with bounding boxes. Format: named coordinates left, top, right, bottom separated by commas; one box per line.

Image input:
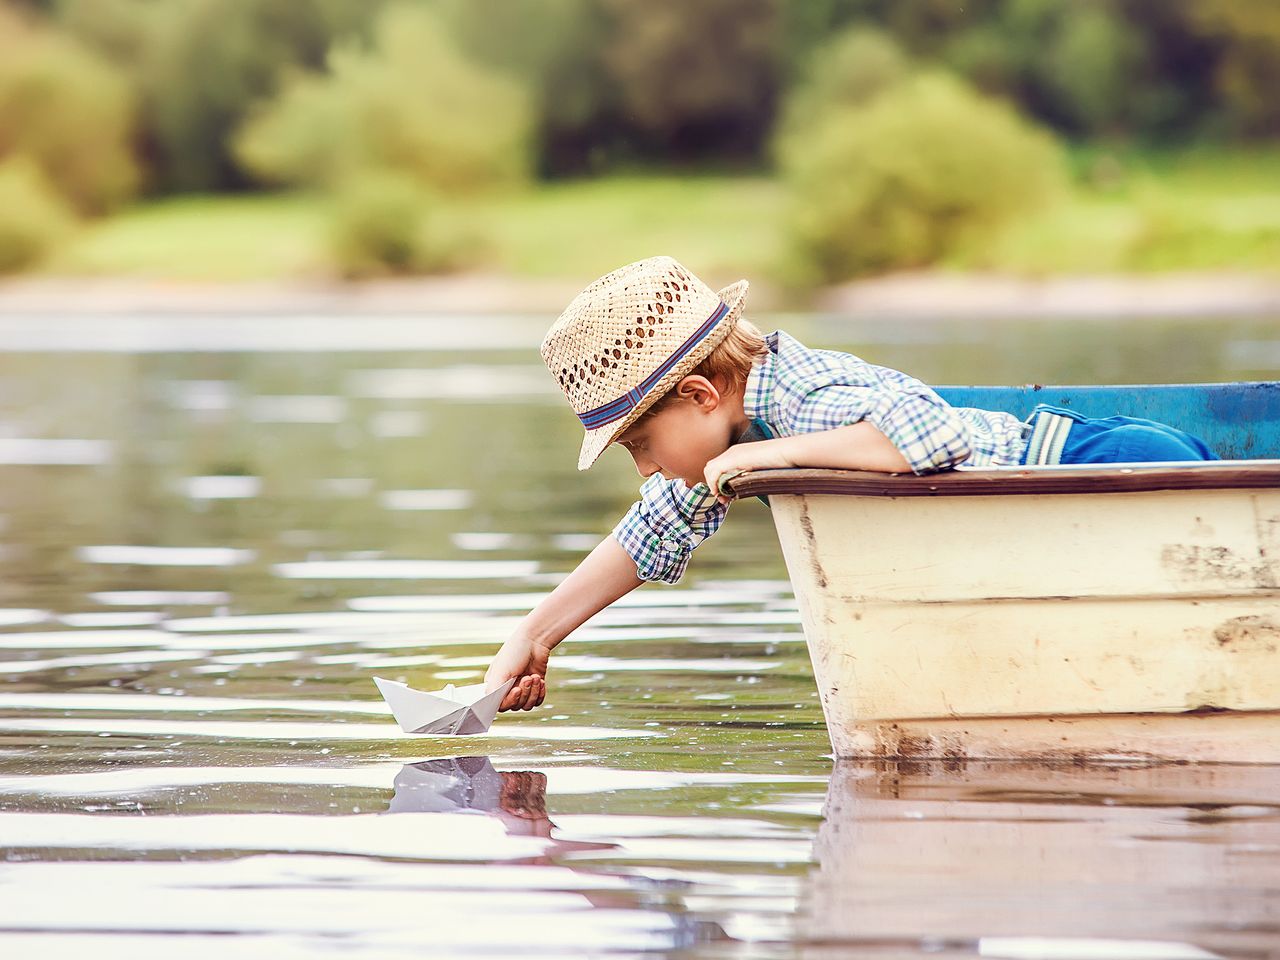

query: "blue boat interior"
left=936, top=382, right=1280, bottom=461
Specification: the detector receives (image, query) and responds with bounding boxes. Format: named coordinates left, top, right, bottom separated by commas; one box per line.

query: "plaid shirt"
left=611, top=328, right=1027, bottom=584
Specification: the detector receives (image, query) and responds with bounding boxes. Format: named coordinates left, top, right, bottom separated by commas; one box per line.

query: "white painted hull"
left=766, top=482, right=1280, bottom=761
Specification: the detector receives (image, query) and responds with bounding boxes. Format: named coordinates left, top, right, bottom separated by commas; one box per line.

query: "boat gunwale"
left=727, top=460, right=1280, bottom=498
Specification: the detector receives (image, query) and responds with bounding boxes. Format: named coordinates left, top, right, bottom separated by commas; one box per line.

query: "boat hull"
left=765, top=481, right=1280, bottom=762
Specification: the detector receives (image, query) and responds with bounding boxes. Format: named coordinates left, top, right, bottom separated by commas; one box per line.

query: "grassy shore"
left=43, top=148, right=1280, bottom=286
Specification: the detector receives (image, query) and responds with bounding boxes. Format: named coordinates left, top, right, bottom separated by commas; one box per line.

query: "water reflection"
left=790, top=761, right=1280, bottom=960
left=390, top=756, right=615, bottom=852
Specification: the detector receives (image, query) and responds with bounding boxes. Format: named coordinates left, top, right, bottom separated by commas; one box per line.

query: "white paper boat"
left=373, top=676, right=515, bottom=735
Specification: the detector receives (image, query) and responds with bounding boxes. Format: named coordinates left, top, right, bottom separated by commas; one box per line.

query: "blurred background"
left=0, top=0, right=1277, bottom=304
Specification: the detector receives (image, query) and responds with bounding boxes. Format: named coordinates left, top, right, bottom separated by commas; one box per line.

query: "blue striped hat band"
left=577, top=300, right=731, bottom=430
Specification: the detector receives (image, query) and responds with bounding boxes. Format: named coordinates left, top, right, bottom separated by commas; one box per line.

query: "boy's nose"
left=630, top=451, right=660, bottom=478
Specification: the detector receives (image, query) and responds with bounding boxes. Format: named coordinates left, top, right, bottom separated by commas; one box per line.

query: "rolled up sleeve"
left=611, top=475, right=730, bottom=584
left=794, top=381, right=972, bottom=475
left=864, top=387, right=972, bottom=473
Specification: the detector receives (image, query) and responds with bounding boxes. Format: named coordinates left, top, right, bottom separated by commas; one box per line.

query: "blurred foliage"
left=0, top=154, right=77, bottom=273
left=234, top=3, right=530, bottom=193
left=783, top=0, right=1280, bottom=141
left=327, top=169, right=478, bottom=279
left=0, top=0, right=1277, bottom=283
left=1, top=0, right=1274, bottom=192
left=781, top=68, right=1067, bottom=281
left=1191, top=0, right=1280, bottom=137
left=435, top=0, right=610, bottom=177
left=596, top=0, right=780, bottom=167
left=774, top=27, right=908, bottom=142
left=0, top=5, right=139, bottom=213
left=439, top=0, right=781, bottom=176
left=54, top=0, right=387, bottom=192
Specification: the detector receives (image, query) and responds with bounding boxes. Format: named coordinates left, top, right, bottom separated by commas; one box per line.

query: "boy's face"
left=614, top=376, right=745, bottom=490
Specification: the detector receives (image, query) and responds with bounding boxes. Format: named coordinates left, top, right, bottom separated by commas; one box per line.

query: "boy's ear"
left=675, top=375, right=721, bottom=407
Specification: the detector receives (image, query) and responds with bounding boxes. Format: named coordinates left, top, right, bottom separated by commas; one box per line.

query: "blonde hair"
left=636, top=316, right=768, bottom=422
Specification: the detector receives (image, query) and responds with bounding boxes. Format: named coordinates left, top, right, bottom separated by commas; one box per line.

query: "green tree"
left=780, top=71, right=1067, bottom=280
left=774, top=27, right=908, bottom=142
left=1191, top=0, right=1280, bottom=137
left=435, top=0, right=615, bottom=176
left=442, top=0, right=782, bottom=174
left=0, top=6, right=139, bottom=212
left=234, top=3, right=531, bottom=193
left=779, top=0, right=1276, bottom=143
left=50, top=0, right=386, bottom=193
left=146, top=0, right=390, bottom=191
left=597, top=0, right=781, bottom=163
left=0, top=154, right=78, bottom=273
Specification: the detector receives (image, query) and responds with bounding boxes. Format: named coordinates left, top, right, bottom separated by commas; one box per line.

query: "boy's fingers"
left=494, top=675, right=546, bottom=712
left=518, top=679, right=541, bottom=711
left=518, top=677, right=542, bottom=711
left=500, top=677, right=528, bottom=712
left=716, top=468, right=746, bottom=498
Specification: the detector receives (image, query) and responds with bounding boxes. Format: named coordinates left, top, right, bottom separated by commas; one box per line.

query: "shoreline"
left=1, top=270, right=1279, bottom=319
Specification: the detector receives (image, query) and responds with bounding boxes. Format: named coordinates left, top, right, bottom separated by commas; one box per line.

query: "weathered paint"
left=768, top=485, right=1280, bottom=761
left=936, top=381, right=1280, bottom=460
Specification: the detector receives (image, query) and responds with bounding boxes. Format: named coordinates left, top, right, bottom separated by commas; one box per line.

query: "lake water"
left=1, top=312, right=1278, bottom=959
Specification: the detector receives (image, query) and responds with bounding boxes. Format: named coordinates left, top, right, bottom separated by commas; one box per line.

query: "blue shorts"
left=1020, top=403, right=1221, bottom=466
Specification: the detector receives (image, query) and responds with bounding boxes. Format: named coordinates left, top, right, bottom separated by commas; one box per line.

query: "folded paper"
left=373, top=676, right=515, bottom=735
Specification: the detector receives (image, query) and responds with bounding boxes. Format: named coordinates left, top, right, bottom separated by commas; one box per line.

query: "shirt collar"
left=742, top=330, right=779, bottom=421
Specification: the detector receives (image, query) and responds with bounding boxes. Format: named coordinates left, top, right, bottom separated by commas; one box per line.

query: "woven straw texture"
left=540, top=255, right=748, bottom=470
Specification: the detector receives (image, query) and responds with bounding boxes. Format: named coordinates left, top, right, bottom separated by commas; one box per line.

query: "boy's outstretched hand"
left=484, top=634, right=550, bottom=712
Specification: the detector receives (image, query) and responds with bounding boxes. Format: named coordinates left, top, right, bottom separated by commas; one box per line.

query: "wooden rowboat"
left=726, top=382, right=1280, bottom=763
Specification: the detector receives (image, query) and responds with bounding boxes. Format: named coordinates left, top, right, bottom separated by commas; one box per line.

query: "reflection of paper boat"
left=373, top=676, right=515, bottom=735
left=389, top=756, right=504, bottom=813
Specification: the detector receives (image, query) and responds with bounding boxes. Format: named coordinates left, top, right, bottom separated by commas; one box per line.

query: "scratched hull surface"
left=769, top=485, right=1280, bottom=761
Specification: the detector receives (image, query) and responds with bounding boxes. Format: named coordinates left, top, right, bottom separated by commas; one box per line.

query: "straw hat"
left=540, top=256, right=749, bottom=470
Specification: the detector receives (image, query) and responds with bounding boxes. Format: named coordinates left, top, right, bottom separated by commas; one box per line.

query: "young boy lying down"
left=484, top=256, right=1218, bottom=712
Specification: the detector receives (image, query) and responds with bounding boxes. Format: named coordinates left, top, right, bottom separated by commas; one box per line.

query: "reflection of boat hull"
left=732, top=462, right=1280, bottom=762
left=795, top=760, right=1280, bottom=955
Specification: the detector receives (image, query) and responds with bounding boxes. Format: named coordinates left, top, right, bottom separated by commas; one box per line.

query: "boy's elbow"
left=910, top=430, right=972, bottom=475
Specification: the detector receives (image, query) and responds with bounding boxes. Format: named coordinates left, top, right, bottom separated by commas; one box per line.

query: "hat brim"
left=576, top=278, right=750, bottom=472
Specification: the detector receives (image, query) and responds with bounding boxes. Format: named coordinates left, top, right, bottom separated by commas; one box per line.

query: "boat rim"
left=728, top=460, right=1280, bottom=498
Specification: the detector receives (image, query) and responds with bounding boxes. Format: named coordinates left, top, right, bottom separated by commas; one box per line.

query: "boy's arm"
left=705, top=383, right=972, bottom=496
left=703, top=421, right=910, bottom=501
left=484, top=476, right=730, bottom=712
left=484, top=533, right=643, bottom=711
left=778, top=420, right=913, bottom=472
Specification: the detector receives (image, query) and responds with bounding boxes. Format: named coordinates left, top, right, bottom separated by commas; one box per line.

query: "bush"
left=74, top=0, right=387, bottom=193
left=235, top=3, right=531, bottom=194
left=0, top=9, right=140, bottom=214
left=327, top=169, right=478, bottom=279
left=0, top=156, right=78, bottom=274
left=775, top=27, right=909, bottom=142
left=780, top=71, right=1068, bottom=281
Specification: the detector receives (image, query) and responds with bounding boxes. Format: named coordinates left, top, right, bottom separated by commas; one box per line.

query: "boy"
left=484, top=256, right=1218, bottom=712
